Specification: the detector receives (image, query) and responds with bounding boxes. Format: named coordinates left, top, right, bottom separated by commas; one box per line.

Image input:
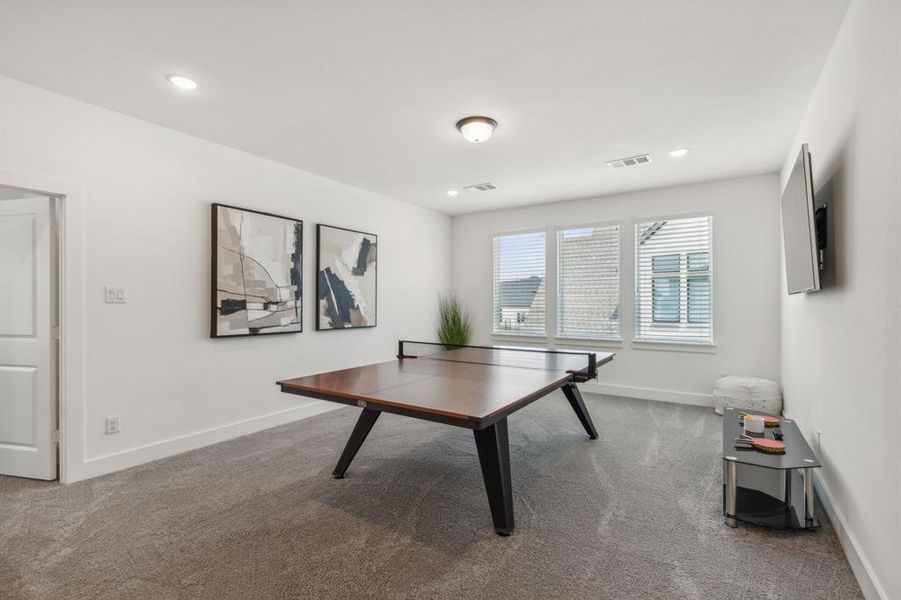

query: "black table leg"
left=333, top=408, right=380, bottom=478
left=473, top=418, right=514, bottom=536
left=562, top=383, right=598, bottom=439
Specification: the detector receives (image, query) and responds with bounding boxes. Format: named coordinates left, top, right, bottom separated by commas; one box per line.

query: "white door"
left=0, top=189, right=58, bottom=480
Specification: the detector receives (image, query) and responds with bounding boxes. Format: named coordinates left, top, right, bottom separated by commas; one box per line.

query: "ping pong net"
left=397, top=340, right=598, bottom=382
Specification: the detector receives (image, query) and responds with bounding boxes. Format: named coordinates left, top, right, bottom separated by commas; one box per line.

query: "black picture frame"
left=211, top=203, right=303, bottom=338
left=316, top=223, right=378, bottom=331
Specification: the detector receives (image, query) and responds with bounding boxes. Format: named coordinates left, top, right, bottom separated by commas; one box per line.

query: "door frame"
left=1, top=171, right=85, bottom=484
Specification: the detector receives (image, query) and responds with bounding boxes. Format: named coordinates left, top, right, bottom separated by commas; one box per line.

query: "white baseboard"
left=581, top=381, right=713, bottom=407
left=812, top=471, right=888, bottom=600
left=70, top=401, right=341, bottom=483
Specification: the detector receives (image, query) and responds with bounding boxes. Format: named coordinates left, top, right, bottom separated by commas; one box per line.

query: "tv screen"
left=781, top=143, right=820, bottom=294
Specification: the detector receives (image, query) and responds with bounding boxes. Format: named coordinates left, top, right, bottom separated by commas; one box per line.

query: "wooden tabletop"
left=278, top=348, right=614, bottom=429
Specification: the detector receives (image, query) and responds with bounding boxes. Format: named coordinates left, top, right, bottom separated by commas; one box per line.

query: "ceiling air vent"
left=607, top=154, right=652, bottom=169
left=463, top=182, right=498, bottom=192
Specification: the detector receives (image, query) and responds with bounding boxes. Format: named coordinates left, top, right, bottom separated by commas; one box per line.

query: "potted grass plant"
left=437, top=292, right=472, bottom=347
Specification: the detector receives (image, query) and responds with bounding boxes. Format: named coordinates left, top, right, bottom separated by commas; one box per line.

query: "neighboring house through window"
left=556, top=224, right=620, bottom=340
left=492, top=231, right=546, bottom=335
left=635, top=216, right=713, bottom=343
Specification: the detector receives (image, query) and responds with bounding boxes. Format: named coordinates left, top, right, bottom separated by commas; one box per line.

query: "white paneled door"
left=0, top=189, right=58, bottom=480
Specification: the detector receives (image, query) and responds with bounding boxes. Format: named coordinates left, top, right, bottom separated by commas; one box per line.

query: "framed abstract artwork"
left=211, top=203, right=303, bottom=337
left=316, top=224, right=377, bottom=330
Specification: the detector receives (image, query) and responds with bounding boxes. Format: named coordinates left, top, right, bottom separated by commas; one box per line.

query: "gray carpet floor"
left=1, top=394, right=861, bottom=599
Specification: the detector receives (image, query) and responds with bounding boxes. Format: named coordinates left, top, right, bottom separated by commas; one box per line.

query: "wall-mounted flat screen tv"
left=781, top=143, right=821, bottom=294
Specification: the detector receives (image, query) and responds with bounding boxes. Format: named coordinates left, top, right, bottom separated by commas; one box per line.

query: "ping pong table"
left=277, top=341, right=614, bottom=535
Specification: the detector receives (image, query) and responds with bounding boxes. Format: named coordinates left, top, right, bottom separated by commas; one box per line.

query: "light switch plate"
left=105, top=286, right=127, bottom=303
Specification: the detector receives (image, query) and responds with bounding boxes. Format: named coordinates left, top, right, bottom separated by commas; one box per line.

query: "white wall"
left=453, top=174, right=781, bottom=404
left=0, top=76, right=452, bottom=482
left=777, top=2, right=901, bottom=598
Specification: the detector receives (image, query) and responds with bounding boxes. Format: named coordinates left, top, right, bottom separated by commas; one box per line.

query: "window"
left=635, top=216, right=713, bottom=343
left=556, top=225, right=620, bottom=340
left=650, top=254, right=680, bottom=323
left=492, top=231, right=546, bottom=335
left=687, top=276, right=711, bottom=323
left=652, top=277, right=680, bottom=323
left=687, top=252, right=709, bottom=271
left=652, top=254, right=679, bottom=273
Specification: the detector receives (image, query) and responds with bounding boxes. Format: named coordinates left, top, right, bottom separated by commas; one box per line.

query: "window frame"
left=553, top=221, right=623, bottom=342
left=633, top=213, right=715, bottom=346
left=487, top=214, right=714, bottom=350
left=491, top=227, right=549, bottom=338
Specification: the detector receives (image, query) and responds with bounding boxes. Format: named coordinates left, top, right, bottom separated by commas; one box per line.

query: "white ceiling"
left=0, top=1, right=847, bottom=215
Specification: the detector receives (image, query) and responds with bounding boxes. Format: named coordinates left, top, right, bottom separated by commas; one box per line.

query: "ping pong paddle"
left=739, top=413, right=780, bottom=427
left=735, top=434, right=786, bottom=454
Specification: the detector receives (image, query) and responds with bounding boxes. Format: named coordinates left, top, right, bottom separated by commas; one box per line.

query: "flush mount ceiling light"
left=669, top=148, right=689, bottom=158
left=166, top=74, right=198, bottom=90
left=446, top=189, right=459, bottom=197
left=456, top=116, right=497, bottom=143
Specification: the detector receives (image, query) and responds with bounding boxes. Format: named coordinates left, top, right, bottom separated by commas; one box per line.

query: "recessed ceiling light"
left=166, top=74, right=198, bottom=90
left=669, top=148, right=689, bottom=158
left=446, top=189, right=459, bottom=197
left=456, top=116, right=497, bottom=143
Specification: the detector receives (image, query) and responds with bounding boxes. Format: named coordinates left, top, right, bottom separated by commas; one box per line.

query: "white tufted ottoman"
left=713, top=376, right=782, bottom=416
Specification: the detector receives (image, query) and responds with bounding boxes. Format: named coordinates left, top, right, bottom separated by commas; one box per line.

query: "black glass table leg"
left=333, top=408, right=380, bottom=479
left=473, top=418, right=514, bottom=536
left=562, top=383, right=598, bottom=439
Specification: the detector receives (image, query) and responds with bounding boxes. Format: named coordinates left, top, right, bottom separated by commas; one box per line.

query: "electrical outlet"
left=104, top=286, right=127, bottom=304
left=105, top=416, right=121, bottom=435
left=815, top=430, right=822, bottom=451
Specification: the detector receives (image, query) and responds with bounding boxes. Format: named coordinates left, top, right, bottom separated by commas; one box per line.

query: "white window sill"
left=631, top=340, right=717, bottom=354
left=554, top=337, right=624, bottom=349
left=491, top=333, right=548, bottom=342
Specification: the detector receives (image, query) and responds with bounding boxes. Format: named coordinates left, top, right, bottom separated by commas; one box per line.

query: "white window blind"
left=556, top=225, right=620, bottom=340
left=635, top=216, right=713, bottom=343
left=492, top=231, right=546, bottom=335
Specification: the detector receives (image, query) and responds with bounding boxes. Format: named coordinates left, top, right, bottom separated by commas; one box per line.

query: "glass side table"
left=722, top=407, right=821, bottom=530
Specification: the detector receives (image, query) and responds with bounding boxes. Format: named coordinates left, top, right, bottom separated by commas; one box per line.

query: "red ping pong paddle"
left=753, top=438, right=785, bottom=454
left=740, top=413, right=780, bottom=427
